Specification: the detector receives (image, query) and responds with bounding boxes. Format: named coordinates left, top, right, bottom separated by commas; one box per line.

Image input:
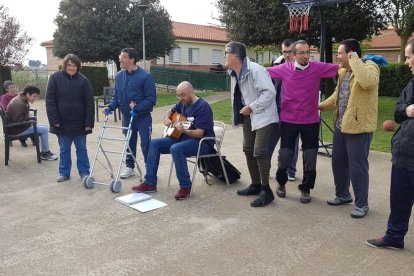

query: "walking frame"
left=83, top=110, right=143, bottom=193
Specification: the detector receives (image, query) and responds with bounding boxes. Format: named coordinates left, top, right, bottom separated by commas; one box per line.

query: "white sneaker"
left=120, top=167, right=135, bottom=179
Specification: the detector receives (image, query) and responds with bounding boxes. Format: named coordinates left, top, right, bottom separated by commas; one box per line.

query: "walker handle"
left=130, top=110, right=137, bottom=117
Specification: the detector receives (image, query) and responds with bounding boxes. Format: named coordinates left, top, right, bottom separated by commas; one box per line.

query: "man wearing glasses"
left=267, top=40, right=339, bottom=204
left=268, top=39, right=300, bottom=188
left=226, top=41, right=279, bottom=207
left=105, top=48, right=156, bottom=179
left=131, top=81, right=215, bottom=200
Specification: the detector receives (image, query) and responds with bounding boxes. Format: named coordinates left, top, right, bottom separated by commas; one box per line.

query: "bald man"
left=131, top=81, right=215, bottom=200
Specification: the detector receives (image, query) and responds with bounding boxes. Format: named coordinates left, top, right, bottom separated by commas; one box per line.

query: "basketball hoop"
left=283, top=0, right=315, bottom=33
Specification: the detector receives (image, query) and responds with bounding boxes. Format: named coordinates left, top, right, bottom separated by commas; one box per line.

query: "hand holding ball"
left=383, top=120, right=395, bottom=132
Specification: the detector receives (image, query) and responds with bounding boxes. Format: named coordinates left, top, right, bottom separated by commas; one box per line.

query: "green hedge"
left=379, top=63, right=412, bottom=97
left=80, top=66, right=109, bottom=96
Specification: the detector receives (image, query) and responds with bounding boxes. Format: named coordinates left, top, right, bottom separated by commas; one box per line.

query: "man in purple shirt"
left=267, top=40, right=339, bottom=203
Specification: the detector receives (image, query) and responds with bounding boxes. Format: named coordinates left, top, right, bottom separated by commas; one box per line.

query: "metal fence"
left=11, top=69, right=51, bottom=99
left=150, top=66, right=230, bottom=92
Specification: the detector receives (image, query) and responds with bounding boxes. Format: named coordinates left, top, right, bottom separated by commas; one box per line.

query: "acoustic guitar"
left=163, top=112, right=192, bottom=139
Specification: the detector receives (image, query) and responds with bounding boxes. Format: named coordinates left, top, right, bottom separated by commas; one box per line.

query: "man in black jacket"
left=46, top=54, right=95, bottom=182
left=366, top=40, right=414, bottom=250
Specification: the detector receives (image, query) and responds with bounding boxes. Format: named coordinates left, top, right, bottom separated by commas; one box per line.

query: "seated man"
left=131, top=81, right=215, bottom=200
left=6, top=85, right=58, bottom=161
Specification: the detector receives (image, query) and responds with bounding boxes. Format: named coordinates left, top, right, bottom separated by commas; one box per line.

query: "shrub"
left=0, top=66, right=12, bottom=94
left=80, top=66, right=109, bottom=96
left=379, top=63, right=412, bottom=97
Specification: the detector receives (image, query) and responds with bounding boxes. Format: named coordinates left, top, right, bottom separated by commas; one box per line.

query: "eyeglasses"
left=224, top=51, right=234, bottom=58
left=176, top=92, right=188, bottom=99
left=282, top=50, right=293, bottom=54
left=295, top=50, right=311, bottom=56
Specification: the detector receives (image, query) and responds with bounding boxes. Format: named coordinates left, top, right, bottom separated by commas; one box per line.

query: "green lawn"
left=210, top=96, right=398, bottom=153
left=155, top=91, right=215, bottom=108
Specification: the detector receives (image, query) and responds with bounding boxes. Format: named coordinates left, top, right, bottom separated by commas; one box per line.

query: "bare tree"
left=0, top=5, right=33, bottom=66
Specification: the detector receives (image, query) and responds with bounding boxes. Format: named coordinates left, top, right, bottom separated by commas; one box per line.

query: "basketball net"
left=283, top=1, right=314, bottom=33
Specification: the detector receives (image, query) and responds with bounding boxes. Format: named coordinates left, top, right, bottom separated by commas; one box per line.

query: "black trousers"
left=276, top=122, right=319, bottom=192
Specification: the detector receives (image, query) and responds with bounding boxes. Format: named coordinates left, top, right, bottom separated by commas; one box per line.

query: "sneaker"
left=287, top=174, right=296, bottom=181
left=175, top=187, right=191, bottom=200
left=300, top=190, right=311, bottom=204
left=20, top=140, right=28, bottom=147
left=131, top=183, right=158, bottom=193
left=120, top=167, right=135, bottom=179
left=57, top=175, right=70, bottom=182
left=276, top=184, right=286, bottom=198
left=250, top=190, right=275, bottom=207
left=41, top=151, right=58, bottom=161
left=237, top=184, right=261, bottom=196
left=351, top=206, right=369, bottom=218
left=327, top=196, right=353, bottom=206
left=366, top=237, right=403, bottom=250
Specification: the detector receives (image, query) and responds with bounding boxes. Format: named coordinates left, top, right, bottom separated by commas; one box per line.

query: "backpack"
left=197, top=155, right=241, bottom=184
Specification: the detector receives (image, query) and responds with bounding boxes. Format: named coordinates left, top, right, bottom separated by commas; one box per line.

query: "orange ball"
left=383, top=120, right=395, bottom=131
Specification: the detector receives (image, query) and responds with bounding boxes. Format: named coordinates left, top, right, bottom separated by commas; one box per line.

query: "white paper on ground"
left=115, top=193, right=152, bottom=206
left=129, top=199, right=168, bottom=213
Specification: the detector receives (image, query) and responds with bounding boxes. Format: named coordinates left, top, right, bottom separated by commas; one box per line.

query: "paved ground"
left=1, top=93, right=413, bottom=275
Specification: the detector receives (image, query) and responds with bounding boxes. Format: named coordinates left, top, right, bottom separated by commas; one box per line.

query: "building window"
left=212, top=49, right=222, bottom=64
left=188, top=48, right=200, bottom=64
left=169, top=48, right=181, bottom=63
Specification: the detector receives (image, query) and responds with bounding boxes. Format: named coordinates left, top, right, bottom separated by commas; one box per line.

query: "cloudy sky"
left=1, top=0, right=220, bottom=64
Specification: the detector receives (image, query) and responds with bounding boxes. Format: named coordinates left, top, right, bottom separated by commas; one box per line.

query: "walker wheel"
left=110, top=180, right=122, bottom=193
left=84, top=176, right=95, bottom=189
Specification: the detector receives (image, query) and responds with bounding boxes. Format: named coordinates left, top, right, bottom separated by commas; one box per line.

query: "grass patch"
left=211, top=96, right=399, bottom=153
left=155, top=91, right=215, bottom=108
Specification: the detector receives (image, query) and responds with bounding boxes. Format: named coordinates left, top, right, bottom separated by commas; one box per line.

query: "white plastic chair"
left=168, top=120, right=230, bottom=187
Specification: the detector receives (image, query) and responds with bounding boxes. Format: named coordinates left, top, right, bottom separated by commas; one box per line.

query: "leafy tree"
left=0, top=5, right=33, bottom=66
left=381, top=0, right=414, bottom=61
left=217, top=0, right=387, bottom=62
left=28, top=60, right=42, bottom=68
left=53, top=0, right=175, bottom=70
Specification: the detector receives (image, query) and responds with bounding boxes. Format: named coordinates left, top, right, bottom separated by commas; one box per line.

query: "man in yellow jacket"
left=319, top=38, right=380, bottom=219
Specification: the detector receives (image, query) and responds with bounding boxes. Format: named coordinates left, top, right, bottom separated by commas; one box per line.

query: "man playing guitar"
left=131, top=81, right=215, bottom=200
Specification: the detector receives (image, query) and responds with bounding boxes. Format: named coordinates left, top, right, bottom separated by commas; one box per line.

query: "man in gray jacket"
left=225, top=41, right=279, bottom=207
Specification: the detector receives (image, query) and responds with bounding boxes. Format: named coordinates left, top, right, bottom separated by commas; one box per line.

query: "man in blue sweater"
left=106, top=48, right=157, bottom=179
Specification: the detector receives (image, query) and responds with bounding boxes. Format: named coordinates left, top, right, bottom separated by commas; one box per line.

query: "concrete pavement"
left=0, top=93, right=413, bottom=275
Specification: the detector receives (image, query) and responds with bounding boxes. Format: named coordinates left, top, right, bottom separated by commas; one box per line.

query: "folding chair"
left=168, top=120, right=230, bottom=187
left=0, top=106, right=41, bottom=165
left=95, top=87, right=122, bottom=122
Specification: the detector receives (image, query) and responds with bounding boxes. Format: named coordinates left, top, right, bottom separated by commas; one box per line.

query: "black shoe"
left=237, top=184, right=261, bottom=196
left=276, top=184, right=286, bottom=198
left=300, top=190, right=311, bottom=204
left=366, top=237, right=403, bottom=250
left=250, top=190, right=275, bottom=207
left=20, top=140, right=28, bottom=147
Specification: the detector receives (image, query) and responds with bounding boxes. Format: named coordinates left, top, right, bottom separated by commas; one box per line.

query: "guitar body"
left=163, top=112, right=190, bottom=139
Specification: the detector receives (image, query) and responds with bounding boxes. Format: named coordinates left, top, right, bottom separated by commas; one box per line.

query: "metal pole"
left=142, top=15, right=146, bottom=71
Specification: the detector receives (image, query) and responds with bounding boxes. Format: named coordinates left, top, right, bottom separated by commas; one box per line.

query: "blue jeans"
left=18, top=124, right=49, bottom=152
left=144, top=137, right=210, bottom=188
left=384, top=165, right=414, bottom=247
left=57, top=135, right=90, bottom=177
left=123, top=114, right=152, bottom=168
